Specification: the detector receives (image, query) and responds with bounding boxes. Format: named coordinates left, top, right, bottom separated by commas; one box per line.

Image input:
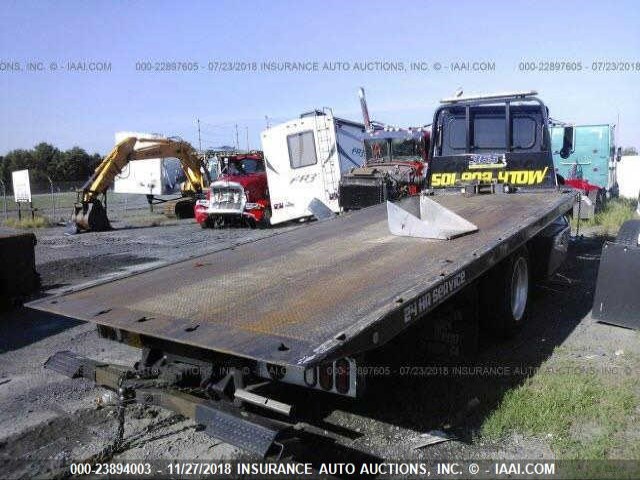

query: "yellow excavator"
left=74, top=136, right=210, bottom=232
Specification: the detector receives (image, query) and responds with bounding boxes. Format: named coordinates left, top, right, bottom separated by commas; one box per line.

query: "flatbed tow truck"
left=28, top=91, right=576, bottom=458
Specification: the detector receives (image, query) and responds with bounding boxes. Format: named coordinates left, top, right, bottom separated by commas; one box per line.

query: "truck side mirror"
left=560, top=126, right=574, bottom=159
left=616, top=146, right=622, bottom=162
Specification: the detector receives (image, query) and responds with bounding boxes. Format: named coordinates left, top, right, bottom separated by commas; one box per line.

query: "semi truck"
left=551, top=124, right=619, bottom=209
left=339, top=88, right=429, bottom=210
left=29, top=91, right=576, bottom=458
left=195, top=152, right=270, bottom=228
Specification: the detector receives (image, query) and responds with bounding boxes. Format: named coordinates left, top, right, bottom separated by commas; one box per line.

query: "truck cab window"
left=444, top=116, right=466, bottom=154
left=473, top=115, right=506, bottom=151
left=512, top=116, right=537, bottom=150
left=240, top=158, right=264, bottom=173
left=391, top=138, right=423, bottom=161
left=437, top=107, right=542, bottom=156
left=365, top=139, right=390, bottom=163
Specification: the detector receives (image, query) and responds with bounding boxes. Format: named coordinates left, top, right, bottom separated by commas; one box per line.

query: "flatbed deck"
left=28, top=191, right=575, bottom=367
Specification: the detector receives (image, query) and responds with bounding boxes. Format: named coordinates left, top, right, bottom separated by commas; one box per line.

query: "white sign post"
left=11, top=169, right=33, bottom=219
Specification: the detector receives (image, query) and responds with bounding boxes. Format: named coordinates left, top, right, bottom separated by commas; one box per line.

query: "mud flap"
left=387, top=195, right=478, bottom=240
left=592, top=242, right=640, bottom=329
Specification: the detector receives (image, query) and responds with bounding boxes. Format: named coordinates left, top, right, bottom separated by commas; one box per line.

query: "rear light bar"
left=256, top=357, right=358, bottom=397
left=335, top=358, right=350, bottom=394
left=318, top=364, right=334, bottom=391
left=304, top=366, right=317, bottom=387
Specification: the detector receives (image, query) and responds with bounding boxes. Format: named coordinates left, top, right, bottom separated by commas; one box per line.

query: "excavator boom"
left=74, top=136, right=209, bottom=232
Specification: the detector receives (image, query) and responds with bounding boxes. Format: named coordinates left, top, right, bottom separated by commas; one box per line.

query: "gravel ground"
left=34, top=217, right=299, bottom=289
left=0, top=222, right=638, bottom=478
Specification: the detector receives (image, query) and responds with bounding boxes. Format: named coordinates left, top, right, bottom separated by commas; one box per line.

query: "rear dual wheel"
left=480, top=248, right=531, bottom=338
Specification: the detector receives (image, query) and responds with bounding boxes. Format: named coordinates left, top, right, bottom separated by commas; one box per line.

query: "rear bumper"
left=44, top=351, right=292, bottom=458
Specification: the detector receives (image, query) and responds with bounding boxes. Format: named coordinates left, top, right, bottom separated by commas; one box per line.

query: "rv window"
left=287, top=131, right=317, bottom=169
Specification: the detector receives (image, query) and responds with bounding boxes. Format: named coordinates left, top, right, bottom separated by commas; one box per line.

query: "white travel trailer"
left=618, top=155, right=640, bottom=201
left=113, top=131, right=184, bottom=196
left=261, top=109, right=365, bottom=225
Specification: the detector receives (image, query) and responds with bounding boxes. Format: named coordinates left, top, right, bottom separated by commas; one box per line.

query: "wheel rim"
left=510, top=256, right=529, bottom=321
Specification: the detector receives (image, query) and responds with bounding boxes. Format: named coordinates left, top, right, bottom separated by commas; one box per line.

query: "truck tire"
left=480, top=247, right=530, bottom=338
left=174, top=199, right=195, bottom=219
left=212, top=215, right=224, bottom=228
left=258, top=208, right=272, bottom=229
left=616, top=220, right=640, bottom=247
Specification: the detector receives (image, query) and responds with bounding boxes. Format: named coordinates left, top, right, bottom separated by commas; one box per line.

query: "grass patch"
left=3, top=216, right=54, bottom=229
left=0, top=191, right=78, bottom=212
left=573, top=198, right=637, bottom=235
left=481, top=359, right=636, bottom=458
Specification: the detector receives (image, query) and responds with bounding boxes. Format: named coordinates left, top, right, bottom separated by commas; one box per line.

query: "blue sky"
left=1, top=0, right=639, bottom=155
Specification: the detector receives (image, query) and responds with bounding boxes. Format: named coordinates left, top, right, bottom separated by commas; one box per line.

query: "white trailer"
left=618, top=155, right=640, bottom=202
left=260, top=110, right=365, bottom=225
left=113, top=131, right=184, bottom=196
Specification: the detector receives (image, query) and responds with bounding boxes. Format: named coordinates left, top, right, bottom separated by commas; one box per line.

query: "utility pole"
left=245, top=126, right=249, bottom=151
left=197, top=118, right=202, bottom=152
left=234, top=124, right=240, bottom=151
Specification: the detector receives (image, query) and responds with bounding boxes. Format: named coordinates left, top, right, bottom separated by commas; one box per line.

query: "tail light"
left=318, top=364, right=333, bottom=390
left=335, top=358, right=350, bottom=394
left=304, top=367, right=317, bottom=387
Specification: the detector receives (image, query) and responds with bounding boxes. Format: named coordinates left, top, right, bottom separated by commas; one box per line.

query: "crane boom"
left=74, top=136, right=210, bottom=232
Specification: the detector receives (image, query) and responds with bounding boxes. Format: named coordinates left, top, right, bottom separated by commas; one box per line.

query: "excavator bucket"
left=592, top=219, right=640, bottom=329
left=387, top=195, right=478, bottom=240
left=73, top=199, right=111, bottom=233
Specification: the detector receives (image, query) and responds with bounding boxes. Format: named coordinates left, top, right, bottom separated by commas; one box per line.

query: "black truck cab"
left=428, top=91, right=570, bottom=192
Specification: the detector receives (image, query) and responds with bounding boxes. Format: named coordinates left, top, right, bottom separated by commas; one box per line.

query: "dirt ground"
left=0, top=220, right=638, bottom=479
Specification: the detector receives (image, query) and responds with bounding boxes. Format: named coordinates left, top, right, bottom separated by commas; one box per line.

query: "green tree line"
left=0, top=143, right=102, bottom=187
